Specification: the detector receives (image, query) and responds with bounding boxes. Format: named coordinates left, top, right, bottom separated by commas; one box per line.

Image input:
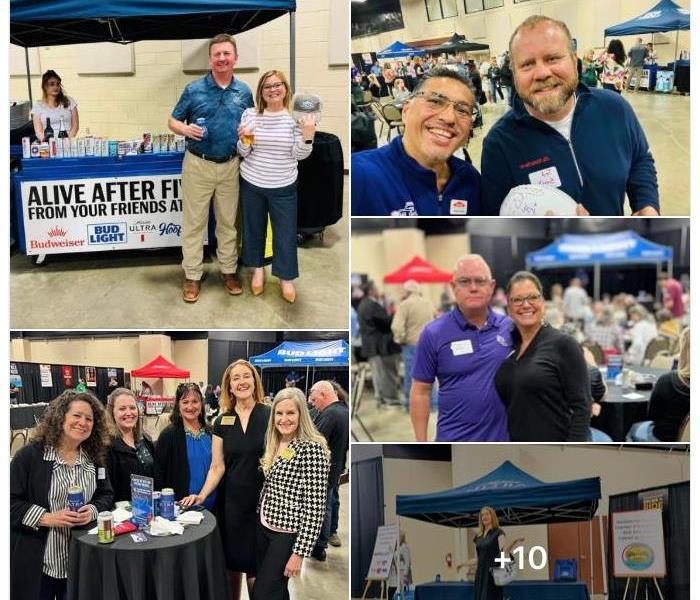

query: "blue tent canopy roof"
left=249, top=340, right=349, bottom=367
left=604, top=0, right=690, bottom=36
left=377, top=40, right=424, bottom=58
left=526, top=230, right=672, bottom=270
left=396, top=461, right=601, bottom=528
left=11, top=0, right=295, bottom=46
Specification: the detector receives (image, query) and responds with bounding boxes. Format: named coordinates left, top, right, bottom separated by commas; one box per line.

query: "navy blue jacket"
left=480, top=83, right=659, bottom=215
left=351, top=136, right=481, bottom=215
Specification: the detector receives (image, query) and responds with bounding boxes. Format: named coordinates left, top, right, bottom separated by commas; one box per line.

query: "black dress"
left=212, top=402, right=271, bottom=574
left=474, top=527, right=505, bottom=600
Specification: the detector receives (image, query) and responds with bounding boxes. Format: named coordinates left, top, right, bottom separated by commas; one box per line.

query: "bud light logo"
left=87, top=223, right=127, bottom=245
left=159, top=222, right=182, bottom=237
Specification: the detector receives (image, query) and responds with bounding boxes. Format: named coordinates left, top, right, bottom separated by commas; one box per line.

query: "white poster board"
left=367, top=524, right=399, bottom=581
left=39, top=364, right=53, bottom=387
left=612, top=510, right=666, bottom=578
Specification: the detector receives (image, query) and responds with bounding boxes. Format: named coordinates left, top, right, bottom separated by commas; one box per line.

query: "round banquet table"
left=67, top=510, right=230, bottom=600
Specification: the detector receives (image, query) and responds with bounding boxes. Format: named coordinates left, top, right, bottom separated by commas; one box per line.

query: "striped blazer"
left=259, top=438, right=329, bottom=557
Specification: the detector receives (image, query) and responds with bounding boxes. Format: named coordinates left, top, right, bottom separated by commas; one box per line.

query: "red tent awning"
left=131, top=355, right=190, bottom=379
left=383, top=256, right=453, bottom=284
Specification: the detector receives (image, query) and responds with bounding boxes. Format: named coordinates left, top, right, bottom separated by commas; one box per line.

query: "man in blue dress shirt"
left=169, top=34, right=254, bottom=302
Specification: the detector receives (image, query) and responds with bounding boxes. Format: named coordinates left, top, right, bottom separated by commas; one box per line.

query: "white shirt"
left=31, top=97, right=78, bottom=133
left=542, top=96, right=577, bottom=141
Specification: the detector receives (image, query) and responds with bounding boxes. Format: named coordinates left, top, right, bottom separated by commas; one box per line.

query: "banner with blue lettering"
left=19, top=174, right=205, bottom=255
left=250, top=340, right=349, bottom=367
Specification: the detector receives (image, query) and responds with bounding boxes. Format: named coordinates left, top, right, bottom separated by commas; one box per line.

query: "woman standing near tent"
left=32, top=70, right=80, bottom=142
left=494, top=271, right=591, bottom=441
left=181, top=360, right=270, bottom=600
left=597, top=40, right=628, bottom=93
left=473, top=507, right=524, bottom=600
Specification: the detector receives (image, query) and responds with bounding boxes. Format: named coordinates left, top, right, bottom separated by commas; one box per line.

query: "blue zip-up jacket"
left=351, top=136, right=482, bottom=216
left=480, top=83, right=659, bottom=216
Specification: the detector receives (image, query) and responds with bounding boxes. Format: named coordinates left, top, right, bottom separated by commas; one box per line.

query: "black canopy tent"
left=424, top=33, right=490, bottom=55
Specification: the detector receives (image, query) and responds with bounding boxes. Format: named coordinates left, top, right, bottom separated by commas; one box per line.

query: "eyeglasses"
left=263, top=82, right=285, bottom=91
left=510, top=293, right=543, bottom=306
left=454, top=277, right=491, bottom=288
left=411, top=91, right=474, bottom=119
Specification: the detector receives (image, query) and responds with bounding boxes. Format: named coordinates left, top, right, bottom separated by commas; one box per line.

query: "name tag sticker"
left=528, top=166, right=562, bottom=187
left=451, top=339, right=474, bottom=356
left=449, top=199, right=468, bottom=215
left=98, top=467, right=106, bottom=480
left=221, top=416, right=236, bottom=426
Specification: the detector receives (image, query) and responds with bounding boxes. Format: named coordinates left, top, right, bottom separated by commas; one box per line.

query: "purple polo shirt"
left=412, top=307, right=513, bottom=441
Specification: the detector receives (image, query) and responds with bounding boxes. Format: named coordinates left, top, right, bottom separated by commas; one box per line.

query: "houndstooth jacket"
left=259, top=438, right=330, bottom=557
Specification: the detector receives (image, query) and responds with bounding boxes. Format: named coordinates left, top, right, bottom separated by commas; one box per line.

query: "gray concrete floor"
left=10, top=177, right=348, bottom=329
left=375, top=89, right=689, bottom=215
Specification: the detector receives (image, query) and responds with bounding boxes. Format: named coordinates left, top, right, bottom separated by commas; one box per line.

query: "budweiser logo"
left=48, top=226, right=67, bottom=237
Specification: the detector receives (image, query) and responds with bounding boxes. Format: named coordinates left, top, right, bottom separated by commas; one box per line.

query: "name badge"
left=450, top=339, right=474, bottom=356
left=449, top=199, right=468, bottom=215
left=221, top=416, right=236, bottom=426
left=528, top=166, right=562, bottom=187
left=98, top=467, right=106, bottom=480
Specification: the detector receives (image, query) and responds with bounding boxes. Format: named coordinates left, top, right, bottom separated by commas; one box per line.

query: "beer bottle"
left=58, top=117, right=68, bottom=138
left=44, top=117, right=55, bottom=140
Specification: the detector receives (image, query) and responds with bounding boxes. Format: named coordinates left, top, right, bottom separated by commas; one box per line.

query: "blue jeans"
left=401, top=345, right=416, bottom=404
left=315, top=483, right=340, bottom=550
left=240, top=178, right=299, bottom=280
left=626, top=421, right=661, bottom=442
left=590, top=428, right=613, bottom=442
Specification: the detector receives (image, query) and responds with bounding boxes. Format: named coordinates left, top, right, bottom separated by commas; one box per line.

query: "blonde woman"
left=181, top=360, right=269, bottom=600
left=251, top=388, right=330, bottom=600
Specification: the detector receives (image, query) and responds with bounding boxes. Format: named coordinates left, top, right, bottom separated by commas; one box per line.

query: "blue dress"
left=185, top=429, right=217, bottom=511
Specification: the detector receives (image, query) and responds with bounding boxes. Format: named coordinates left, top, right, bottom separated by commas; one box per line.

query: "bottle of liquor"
left=44, top=117, right=54, bottom=140
left=58, top=117, right=68, bottom=138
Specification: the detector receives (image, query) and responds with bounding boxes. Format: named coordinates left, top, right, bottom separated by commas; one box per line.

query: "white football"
left=499, top=185, right=578, bottom=216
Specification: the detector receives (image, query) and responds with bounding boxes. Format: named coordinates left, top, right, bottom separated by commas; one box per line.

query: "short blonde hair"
left=255, top=70, right=292, bottom=114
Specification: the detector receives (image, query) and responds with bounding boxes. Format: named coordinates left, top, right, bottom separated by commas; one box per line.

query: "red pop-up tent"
left=131, top=355, right=190, bottom=379
left=383, top=255, right=452, bottom=284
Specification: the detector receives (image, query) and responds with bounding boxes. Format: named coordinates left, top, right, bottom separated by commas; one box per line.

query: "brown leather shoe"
left=222, top=273, right=243, bottom=295
left=182, top=279, right=201, bottom=303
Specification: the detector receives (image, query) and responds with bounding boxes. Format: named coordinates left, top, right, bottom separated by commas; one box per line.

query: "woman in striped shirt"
left=10, top=390, right=113, bottom=600
left=237, top=70, right=316, bottom=304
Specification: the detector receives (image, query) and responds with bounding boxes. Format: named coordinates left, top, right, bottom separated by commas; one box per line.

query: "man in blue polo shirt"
left=411, top=254, right=512, bottom=441
left=168, top=34, right=254, bottom=302
left=351, top=66, right=481, bottom=216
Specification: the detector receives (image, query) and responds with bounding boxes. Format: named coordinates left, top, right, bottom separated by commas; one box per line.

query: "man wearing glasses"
left=351, top=67, right=481, bottom=216
left=410, top=254, right=512, bottom=441
left=480, top=16, right=660, bottom=216
left=168, top=34, right=254, bottom=303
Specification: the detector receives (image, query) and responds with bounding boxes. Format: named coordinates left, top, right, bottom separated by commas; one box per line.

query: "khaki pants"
left=627, top=65, right=644, bottom=91
left=181, top=151, right=239, bottom=280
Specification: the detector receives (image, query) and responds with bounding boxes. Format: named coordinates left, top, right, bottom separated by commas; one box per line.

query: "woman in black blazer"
left=252, top=388, right=330, bottom=600
left=10, top=390, right=113, bottom=600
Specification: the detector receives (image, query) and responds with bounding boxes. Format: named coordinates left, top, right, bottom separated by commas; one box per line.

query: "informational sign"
left=131, top=474, right=155, bottom=528
left=39, top=364, right=53, bottom=387
left=85, top=366, right=97, bottom=387
left=612, top=510, right=666, bottom=578
left=19, top=173, right=208, bottom=255
left=367, top=524, right=399, bottom=581
left=10, top=363, right=23, bottom=389
left=143, top=396, right=176, bottom=415
left=638, top=488, right=668, bottom=511
left=62, top=365, right=74, bottom=387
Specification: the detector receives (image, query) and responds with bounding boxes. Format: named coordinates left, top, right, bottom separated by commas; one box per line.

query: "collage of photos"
left=5, top=0, right=694, bottom=600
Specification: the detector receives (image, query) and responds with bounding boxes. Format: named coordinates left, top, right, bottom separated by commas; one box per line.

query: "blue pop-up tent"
left=526, top=230, right=673, bottom=300
left=377, top=40, right=424, bottom=59
left=396, top=460, right=601, bottom=528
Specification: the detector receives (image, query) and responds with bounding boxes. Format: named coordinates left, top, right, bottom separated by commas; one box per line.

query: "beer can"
left=175, top=136, right=186, bottom=152
left=102, top=139, right=110, bottom=157
left=39, top=142, right=50, bottom=159
left=152, top=134, right=161, bottom=154
left=21, top=137, right=31, bottom=159
left=98, top=511, right=115, bottom=544
left=167, top=133, right=175, bottom=152
left=108, top=140, right=118, bottom=156
left=195, top=117, right=208, bottom=139
left=67, top=485, right=85, bottom=512
left=85, top=136, right=95, bottom=156
left=62, top=137, right=72, bottom=158
left=77, top=138, right=86, bottom=157
left=160, top=488, right=175, bottom=520
left=30, top=140, right=40, bottom=158
left=152, top=491, right=161, bottom=518
left=49, top=138, right=58, bottom=158
left=70, top=138, right=78, bottom=157
left=142, top=131, right=153, bottom=153
left=55, top=138, right=64, bottom=159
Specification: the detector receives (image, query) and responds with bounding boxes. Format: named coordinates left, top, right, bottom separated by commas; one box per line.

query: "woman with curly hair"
left=181, top=360, right=270, bottom=600
left=251, top=388, right=330, bottom=600
left=154, top=383, right=216, bottom=510
left=597, top=39, right=628, bottom=93
left=10, top=390, right=113, bottom=600
left=105, top=388, right=155, bottom=502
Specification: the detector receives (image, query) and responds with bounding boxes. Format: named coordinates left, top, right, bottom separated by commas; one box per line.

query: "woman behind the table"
left=251, top=388, right=329, bottom=600
left=10, top=390, right=113, bottom=600
left=154, top=383, right=216, bottom=510
left=237, top=70, right=316, bottom=304
left=473, top=507, right=524, bottom=600
left=31, top=70, right=79, bottom=142
left=105, top=388, right=155, bottom=502
left=181, top=360, right=270, bottom=600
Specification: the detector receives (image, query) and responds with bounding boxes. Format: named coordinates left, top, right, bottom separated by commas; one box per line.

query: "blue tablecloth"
left=414, top=580, right=590, bottom=600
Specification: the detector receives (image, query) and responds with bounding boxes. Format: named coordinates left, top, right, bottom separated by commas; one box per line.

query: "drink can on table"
left=175, top=136, right=186, bottom=152
left=152, top=491, right=161, bottom=518
left=49, top=138, right=58, bottom=158
left=160, top=488, right=175, bottom=520
left=21, top=137, right=31, bottom=159
left=70, top=138, right=78, bottom=157
left=62, top=137, right=72, bottom=158
left=142, top=132, right=153, bottom=153
left=77, top=138, right=86, bottom=157
left=67, top=485, right=85, bottom=512
left=98, top=511, right=115, bottom=544
left=85, top=136, right=95, bottom=156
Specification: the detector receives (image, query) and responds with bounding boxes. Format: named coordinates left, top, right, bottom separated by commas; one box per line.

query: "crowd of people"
left=351, top=15, right=663, bottom=217
left=353, top=256, right=690, bottom=444
left=10, top=361, right=348, bottom=600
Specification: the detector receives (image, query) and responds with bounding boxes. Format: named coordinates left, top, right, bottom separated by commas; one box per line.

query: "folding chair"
left=381, top=103, right=405, bottom=140
left=643, top=337, right=670, bottom=366
left=370, top=102, right=402, bottom=142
